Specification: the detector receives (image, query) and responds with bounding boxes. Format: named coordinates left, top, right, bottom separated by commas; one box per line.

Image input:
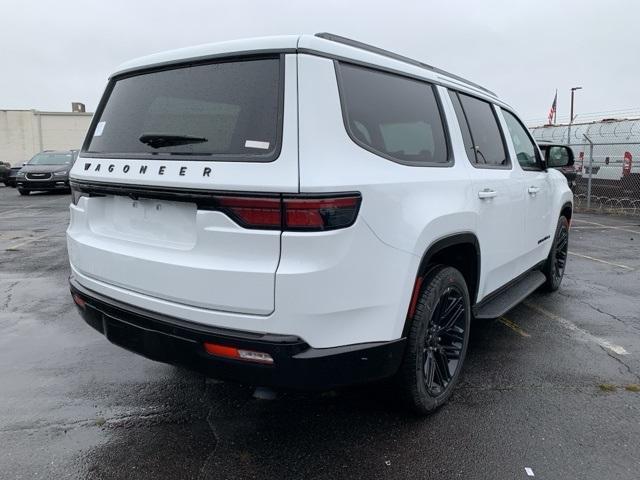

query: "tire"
left=18, top=189, right=30, bottom=196
left=397, top=265, right=471, bottom=415
left=542, top=216, right=569, bottom=292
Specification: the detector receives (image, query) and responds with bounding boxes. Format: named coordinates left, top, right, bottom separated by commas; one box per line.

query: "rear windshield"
left=84, top=57, right=283, bottom=161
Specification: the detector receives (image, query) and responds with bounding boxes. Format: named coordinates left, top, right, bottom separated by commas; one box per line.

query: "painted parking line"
left=0, top=198, right=65, bottom=216
left=498, top=316, right=530, bottom=337
left=1, top=207, right=33, bottom=216
left=568, top=251, right=634, bottom=271
left=0, top=231, right=25, bottom=237
left=571, top=226, right=640, bottom=234
left=572, top=219, right=620, bottom=226
left=523, top=301, right=629, bottom=355
left=571, top=219, right=640, bottom=235
left=5, top=232, right=53, bottom=251
left=571, top=226, right=640, bottom=232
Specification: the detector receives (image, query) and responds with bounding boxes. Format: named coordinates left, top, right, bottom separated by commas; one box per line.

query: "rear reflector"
left=72, top=293, right=86, bottom=309
left=204, top=342, right=274, bottom=365
left=407, top=276, right=424, bottom=319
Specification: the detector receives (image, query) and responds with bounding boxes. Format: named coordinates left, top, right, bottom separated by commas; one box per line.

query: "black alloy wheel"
left=554, top=223, right=569, bottom=281
left=543, top=216, right=570, bottom=291
left=398, top=265, right=471, bottom=414
left=422, top=285, right=466, bottom=397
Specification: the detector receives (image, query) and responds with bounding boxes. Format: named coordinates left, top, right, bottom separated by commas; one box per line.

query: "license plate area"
left=89, top=195, right=197, bottom=248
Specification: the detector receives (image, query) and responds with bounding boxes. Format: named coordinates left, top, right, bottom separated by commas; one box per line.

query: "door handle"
left=478, top=188, right=497, bottom=199
left=528, top=186, right=540, bottom=195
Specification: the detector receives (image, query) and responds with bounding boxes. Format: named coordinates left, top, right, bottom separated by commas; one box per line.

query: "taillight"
left=215, top=196, right=282, bottom=229
left=212, top=193, right=361, bottom=231
left=283, top=195, right=361, bottom=231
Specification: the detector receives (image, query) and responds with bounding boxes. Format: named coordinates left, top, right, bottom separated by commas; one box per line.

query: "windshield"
left=28, top=152, right=73, bottom=165
left=84, top=57, right=282, bottom=161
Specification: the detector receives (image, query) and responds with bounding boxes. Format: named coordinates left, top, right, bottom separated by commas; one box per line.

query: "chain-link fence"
left=531, top=120, right=640, bottom=215
left=565, top=140, right=640, bottom=214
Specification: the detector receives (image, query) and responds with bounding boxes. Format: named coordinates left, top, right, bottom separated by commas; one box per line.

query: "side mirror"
left=545, top=145, right=575, bottom=168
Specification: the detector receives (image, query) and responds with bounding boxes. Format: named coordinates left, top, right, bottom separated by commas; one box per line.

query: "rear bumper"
left=70, top=278, right=406, bottom=390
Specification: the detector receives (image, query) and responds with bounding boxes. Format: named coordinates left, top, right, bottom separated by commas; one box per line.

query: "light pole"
left=570, top=87, right=582, bottom=124
left=567, top=86, right=582, bottom=144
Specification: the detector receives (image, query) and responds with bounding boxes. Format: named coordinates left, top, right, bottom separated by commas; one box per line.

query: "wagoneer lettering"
left=81, top=162, right=215, bottom=178
left=68, top=34, right=573, bottom=414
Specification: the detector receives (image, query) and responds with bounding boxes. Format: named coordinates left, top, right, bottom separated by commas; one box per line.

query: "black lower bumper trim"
left=17, top=180, right=69, bottom=190
left=70, top=278, right=406, bottom=390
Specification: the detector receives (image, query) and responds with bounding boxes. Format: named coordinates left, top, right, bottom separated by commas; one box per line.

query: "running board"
left=473, top=270, right=546, bottom=319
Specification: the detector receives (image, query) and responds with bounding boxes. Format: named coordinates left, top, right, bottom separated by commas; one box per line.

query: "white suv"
left=67, top=33, right=573, bottom=413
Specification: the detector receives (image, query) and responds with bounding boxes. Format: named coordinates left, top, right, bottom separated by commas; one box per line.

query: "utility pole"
left=567, top=86, right=582, bottom=144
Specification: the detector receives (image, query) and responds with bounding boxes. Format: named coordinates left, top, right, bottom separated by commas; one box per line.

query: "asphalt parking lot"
left=1, top=186, right=639, bottom=480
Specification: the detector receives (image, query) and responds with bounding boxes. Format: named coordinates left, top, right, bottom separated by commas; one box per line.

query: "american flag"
left=548, top=90, right=557, bottom=124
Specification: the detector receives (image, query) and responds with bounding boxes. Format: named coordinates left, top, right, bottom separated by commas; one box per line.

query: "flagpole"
left=553, top=89, right=557, bottom=124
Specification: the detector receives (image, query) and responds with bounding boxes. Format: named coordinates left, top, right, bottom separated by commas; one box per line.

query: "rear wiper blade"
left=139, top=133, right=208, bottom=149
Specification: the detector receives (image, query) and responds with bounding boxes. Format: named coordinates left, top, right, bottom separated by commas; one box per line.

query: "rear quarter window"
left=84, top=56, right=283, bottom=162
left=336, top=62, right=449, bottom=166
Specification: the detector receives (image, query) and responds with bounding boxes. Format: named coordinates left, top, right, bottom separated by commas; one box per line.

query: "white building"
left=0, top=109, right=93, bottom=166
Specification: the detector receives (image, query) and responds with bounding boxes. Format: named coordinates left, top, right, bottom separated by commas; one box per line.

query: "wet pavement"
left=1, top=185, right=639, bottom=479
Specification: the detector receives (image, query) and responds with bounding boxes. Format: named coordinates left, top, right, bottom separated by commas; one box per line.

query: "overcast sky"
left=2, top=0, right=638, bottom=125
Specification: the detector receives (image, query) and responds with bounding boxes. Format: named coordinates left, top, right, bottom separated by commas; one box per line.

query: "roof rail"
left=315, top=32, right=496, bottom=97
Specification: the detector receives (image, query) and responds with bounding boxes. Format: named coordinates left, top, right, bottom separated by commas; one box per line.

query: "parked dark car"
left=0, top=161, right=10, bottom=185
left=15, top=150, right=78, bottom=195
left=5, top=166, right=22, bottom=187
left=538, top=141, right=577, bottom=191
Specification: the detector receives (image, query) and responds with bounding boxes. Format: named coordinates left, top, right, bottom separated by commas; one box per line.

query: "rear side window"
left=451, top=92, right=509, bottom=168
left=84, top=57, right=283, bottom=161
left=337, top=63, right=449, bottom=165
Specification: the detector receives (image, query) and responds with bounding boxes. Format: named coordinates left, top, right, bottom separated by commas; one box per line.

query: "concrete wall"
left=0, top=110, right=93, bottom=166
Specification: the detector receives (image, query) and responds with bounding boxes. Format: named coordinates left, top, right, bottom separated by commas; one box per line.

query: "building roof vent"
left=71, top=102, right=86, bottom=113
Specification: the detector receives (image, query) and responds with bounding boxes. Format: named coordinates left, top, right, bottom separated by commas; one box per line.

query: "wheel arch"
left=402, top=232, right=480, bottom=337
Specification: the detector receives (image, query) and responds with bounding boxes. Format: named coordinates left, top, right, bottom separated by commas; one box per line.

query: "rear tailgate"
left=68, top=54, right=298, bottom=315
